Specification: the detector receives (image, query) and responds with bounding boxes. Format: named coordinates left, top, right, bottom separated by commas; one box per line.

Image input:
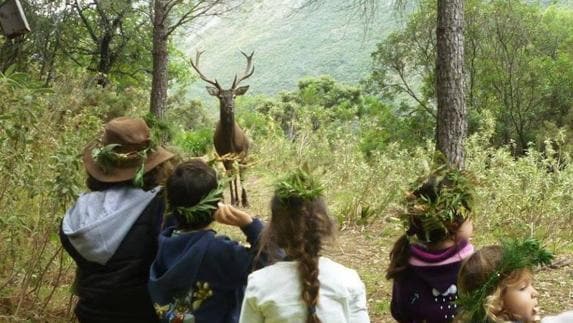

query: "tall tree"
left=370, top=1, right=573, bottom=155
left=149, top=0, right=240, bottom=119
left=434, top=0, right=465, bottom=169
left=304, top=0, right=467, bottom=168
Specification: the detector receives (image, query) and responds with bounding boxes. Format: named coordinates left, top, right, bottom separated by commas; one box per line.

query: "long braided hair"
left=258, top=171, right=334, bottom=323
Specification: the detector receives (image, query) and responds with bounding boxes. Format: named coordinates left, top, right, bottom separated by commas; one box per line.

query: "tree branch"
left=74, top=0, right=99, bottom=43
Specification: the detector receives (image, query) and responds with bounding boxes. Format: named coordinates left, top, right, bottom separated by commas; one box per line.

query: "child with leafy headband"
left=148, top=159, right=264, bottom=323
left=239, top=169, right=369, bottom=323
left=456, top=239, right=571, bottom=323
left=387, top=167, right=475, bottom=323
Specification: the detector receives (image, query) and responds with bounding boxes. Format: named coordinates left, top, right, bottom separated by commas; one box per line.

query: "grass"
left=2, top=75, right=573, bottom=322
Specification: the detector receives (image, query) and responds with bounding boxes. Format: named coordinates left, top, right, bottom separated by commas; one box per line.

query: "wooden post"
left=0, top=0, right=31, bottom=39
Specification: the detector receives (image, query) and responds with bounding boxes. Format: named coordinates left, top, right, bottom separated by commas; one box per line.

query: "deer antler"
left=190, top=50, right=221, bottom=89
left=231, top=50, right=255, bottom=89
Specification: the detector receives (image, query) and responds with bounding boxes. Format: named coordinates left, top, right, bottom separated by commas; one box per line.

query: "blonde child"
left=239, top=169, right=369, bottom=323
left=456, top=239, right=564, bottom=323
left=387, top=167, right=475, bottom=322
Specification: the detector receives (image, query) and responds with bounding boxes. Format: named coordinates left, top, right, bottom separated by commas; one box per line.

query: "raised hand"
left=214, top=202, right=253, bottom=227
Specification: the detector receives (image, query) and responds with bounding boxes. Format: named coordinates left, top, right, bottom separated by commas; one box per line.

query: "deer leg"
left=233, top=175, right=240, bottom=206
left=239, top=167, right=249, bottom=207
left=229, top=175, right=237, bottom=206
left=228, top=180, right=235, bottom=206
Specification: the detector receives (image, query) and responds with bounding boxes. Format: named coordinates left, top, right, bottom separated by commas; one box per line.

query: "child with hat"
left=387, top=166, right=475, bottom=322
left=148, top=159, right=264, bottom=323
left=60, top=116, right=176, bottom=322
left=239, top=169, right=369, bottom=323
left=456, top=239, right=567, bottom=322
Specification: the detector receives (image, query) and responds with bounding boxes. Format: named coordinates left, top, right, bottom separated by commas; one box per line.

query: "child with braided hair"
left=387, top=167, right=475, bottom=323
left=239, top=169, right=369, bottom=323
left=456, top=239, right=572, bottom=323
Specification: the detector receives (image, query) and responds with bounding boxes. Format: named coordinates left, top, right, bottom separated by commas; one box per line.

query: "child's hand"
left=214, top=202, right=253, bottom=227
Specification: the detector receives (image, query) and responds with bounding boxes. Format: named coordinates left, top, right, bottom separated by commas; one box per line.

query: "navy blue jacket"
left=148, top=218, right=263, bottom=323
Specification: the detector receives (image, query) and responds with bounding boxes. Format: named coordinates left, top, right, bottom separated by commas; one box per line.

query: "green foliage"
left=0, top=71, right=152, bottom=319
left=275, top=168, right=324, bottom=201
left=239, top=76, right=430, bottom=159
left=369, top=0, right=573, bottom=154
left=174, top=127, right=213, bottom=157
left=401, top=167, right=474, bottom=242
left=173, top=184, right=224, bottom=225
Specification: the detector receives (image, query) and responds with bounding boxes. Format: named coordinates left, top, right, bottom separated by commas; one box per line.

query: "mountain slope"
left=177, top=0, right=401, bottom=100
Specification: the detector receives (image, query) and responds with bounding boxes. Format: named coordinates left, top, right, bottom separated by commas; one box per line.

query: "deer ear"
left=206, top=86, right=219, bottom=96
left=234, top=85, right=249, bottom=96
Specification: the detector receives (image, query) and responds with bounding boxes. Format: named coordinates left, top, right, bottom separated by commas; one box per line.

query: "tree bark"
left=150, top=0, right=169, bottom=119
left=435, top=0, right=466, bottom=169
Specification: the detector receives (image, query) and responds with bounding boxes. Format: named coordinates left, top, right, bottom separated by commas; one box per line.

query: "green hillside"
left=177, top=0, right=402, bottom=101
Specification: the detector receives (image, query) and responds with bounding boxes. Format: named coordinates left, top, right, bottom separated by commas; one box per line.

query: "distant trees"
left=0, top=0, right=152, bottom=86
left=304, top=0, right=468, bottom=168
left=369, top=0, right=573, bottom=155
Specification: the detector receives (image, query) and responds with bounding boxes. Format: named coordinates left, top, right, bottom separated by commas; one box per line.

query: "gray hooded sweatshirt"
left=62, top=186, right=161, bottom=265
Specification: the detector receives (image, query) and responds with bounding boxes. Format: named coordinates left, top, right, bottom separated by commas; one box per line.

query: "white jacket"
left=542, top=311, right=573, bottom=323
left=239, top=257, right=370, bottom=323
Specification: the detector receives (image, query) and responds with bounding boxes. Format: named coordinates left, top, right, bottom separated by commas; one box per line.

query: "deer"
left=190, top=50, right=254, bottom=207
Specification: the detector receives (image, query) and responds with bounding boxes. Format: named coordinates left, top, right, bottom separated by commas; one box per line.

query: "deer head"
left=190, top=50, right=255, bottom=115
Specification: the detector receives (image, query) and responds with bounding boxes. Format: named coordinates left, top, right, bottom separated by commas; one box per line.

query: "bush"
left=174, top=127, right=213, bottom=157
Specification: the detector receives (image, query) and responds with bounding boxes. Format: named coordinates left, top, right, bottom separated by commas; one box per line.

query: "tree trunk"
left=96, top=32, right=113, bottom=87
left=0, top=38, right=23, bottom=73
left=435, top=0, right=466, bottom=169
left=150, top=0, right=169, bottom=119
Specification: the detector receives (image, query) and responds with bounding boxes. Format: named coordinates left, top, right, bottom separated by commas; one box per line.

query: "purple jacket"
left=390, top=240, right=474, bottom=323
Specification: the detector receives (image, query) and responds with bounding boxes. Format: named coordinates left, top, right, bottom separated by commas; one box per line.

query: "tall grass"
left=0, top=73, right=148, bottom=320
left=247, top=112, right=573, bottom=250
left=1, top=75, right=572, bottom=320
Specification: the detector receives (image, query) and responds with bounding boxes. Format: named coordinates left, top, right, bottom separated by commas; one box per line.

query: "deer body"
left=191, top=51, right=254, bottom=206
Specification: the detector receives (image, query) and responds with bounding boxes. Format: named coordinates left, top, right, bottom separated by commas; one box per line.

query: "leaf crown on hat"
left=457, top=238, right=554, bottom=322
left=91, top=141, right=155, bottom=187
left=400, top=165, right=474, bottom=243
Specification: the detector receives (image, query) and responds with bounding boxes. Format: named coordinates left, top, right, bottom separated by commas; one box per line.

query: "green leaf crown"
left=172, top=182, right=225, bottom=224
left=275, top=169, right=324, bottom=201
left=401, top=166, right=474, bottom=242
left=457, top=238, right=554, bottom=322
left=91, top=141, right=155, bottom=187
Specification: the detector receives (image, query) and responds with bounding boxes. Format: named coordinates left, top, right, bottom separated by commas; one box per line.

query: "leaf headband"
left=275, top=169, right=324, bottom=201
left=171, top=181, right=225, bottom=224
left=91, top=142, right=154, bottom=188
left=401, top=166, right=474, bottom=242
left=457, top=238, right=554, bottom=322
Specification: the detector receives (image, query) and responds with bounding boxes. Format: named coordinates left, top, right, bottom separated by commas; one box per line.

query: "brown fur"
left=190, top=51, right=254, bottom=206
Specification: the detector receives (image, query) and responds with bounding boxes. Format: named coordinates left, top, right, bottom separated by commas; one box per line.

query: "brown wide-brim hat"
left=83, top=117, right=175, bottom=183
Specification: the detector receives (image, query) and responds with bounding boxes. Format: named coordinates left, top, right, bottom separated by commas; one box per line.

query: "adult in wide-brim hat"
left=61, top=116, right=176, bottom=323
left=83, top=116, right=174, bottom=183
